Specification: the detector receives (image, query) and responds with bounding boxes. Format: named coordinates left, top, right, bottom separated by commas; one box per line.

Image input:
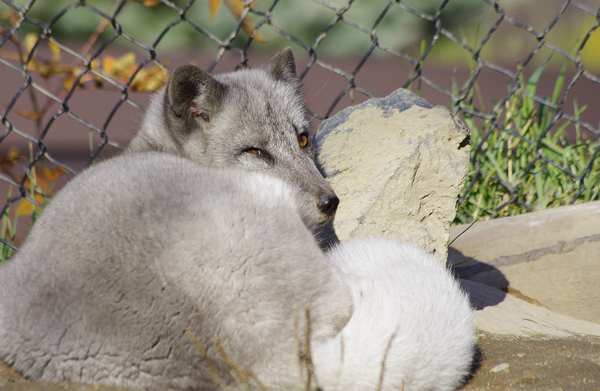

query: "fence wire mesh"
left=1, top=0, right=599, bottom=252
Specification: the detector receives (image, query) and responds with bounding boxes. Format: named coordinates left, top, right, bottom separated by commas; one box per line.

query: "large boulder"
left=315, top=88, right=470, bottom=262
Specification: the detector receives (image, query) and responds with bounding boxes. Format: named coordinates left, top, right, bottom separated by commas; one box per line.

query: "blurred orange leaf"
left=109, top=52, right=136, bottom=77
left=24, top=33, right=38, bottom=57
left=62, top=73, right=77, bottom=91
left=17, top=110, right=43, bottom=121
left=5, top=149, right=24, bottom=162
left=240, top=20, right=265, bottom=43
left=102, top=55, right=117, bottom=75
left=17, top=166, right=66, bottom=216
left=210, top=0, right=266, bottom=43
left=1, top=7, right=22, bottom=30
left=63, top=66, right=88, bottom=91
left=0, top=149, right=25, bottom=171
left=31, top=61, right=53, bottom=77
left=49, top=39, right=61, bottom=64
left=15, top=193, right=45, bottom=217
left=24, top=166, right=67, bottom=193
left=128, top=0, right=162, bottom=6
left=40, top=166, right=67, bottom=186
left=131, top=66, right=169, bottom=92
left=208, top=0, right=221, bottom=18
left=0, top=50, right=19, bottom=62
left=19, top=33, right=64, bottom=78
left=64, top=53, right=165, bottom=91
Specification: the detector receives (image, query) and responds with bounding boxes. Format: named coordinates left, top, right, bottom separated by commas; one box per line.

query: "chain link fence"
left=1, top=0, right=599, bottom=252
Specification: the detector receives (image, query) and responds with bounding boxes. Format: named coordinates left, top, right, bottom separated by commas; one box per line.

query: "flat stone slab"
left=450, top=201, right=600, bottom=324
left=462, top=280, right=600, bottom=338
left=316, top=88, right=470, bottom=262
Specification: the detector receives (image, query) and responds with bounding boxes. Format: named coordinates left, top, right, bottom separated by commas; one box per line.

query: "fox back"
left=128, top=49, right=339, bottom=240
left=0, top=153, right=352, bottom=391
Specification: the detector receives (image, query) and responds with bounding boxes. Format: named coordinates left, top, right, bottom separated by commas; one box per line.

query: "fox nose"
left=318, top=193, right=339, bottom=217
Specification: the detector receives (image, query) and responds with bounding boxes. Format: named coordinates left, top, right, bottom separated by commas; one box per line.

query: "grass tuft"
left=453, top=54, right=600, bottom=224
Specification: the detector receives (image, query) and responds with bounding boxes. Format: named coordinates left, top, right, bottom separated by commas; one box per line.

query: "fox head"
left=129, top=49, right=339, bottom=237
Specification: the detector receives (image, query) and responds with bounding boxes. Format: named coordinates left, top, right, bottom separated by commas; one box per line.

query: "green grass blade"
left=526, top=53, right=552, bottom=97
left=551, top=58, right=568, bottom=106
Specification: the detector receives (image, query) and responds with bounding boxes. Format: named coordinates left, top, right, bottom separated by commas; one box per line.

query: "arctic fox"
left=128, top=48, right=339, bottom=240
left=0, top=153, right=475, bottom=391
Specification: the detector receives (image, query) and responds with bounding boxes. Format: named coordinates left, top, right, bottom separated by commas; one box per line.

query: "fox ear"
left=261, top=47, right=300, bottom=88
left=167, top=64, right=227, bottom=123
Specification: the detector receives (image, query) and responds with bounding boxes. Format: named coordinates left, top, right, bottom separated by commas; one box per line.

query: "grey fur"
left=0, top=153, right=475, bottom=391
left=128, top=49, right=339, bottom=244
left=0, top=153, right=351, bottom=390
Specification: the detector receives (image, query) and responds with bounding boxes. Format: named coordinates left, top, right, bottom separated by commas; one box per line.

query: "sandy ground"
left=461, top=334, right=600, bottom=390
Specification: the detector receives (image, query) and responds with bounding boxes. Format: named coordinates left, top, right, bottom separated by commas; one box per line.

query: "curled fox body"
left=0, top=153, right=475, bottom=391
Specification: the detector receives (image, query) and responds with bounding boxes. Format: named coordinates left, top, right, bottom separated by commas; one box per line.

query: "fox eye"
left=298, top=134, right=308, bottom=148
left=243, top=147, right=271, bottom=160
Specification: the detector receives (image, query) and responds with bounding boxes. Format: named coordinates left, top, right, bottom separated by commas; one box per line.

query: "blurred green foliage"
left=6, top=0, right=485, bottom=57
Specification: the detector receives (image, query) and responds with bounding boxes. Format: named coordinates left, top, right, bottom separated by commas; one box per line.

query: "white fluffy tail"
left=313, top=238, right=475, bottom=391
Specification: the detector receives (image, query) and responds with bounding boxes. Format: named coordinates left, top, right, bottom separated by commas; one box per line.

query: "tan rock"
left=450, top=201, right=600, bottom=324
left=461, top=279, right=600, bottom=337
left=316, top=89, right=470, bottom=262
